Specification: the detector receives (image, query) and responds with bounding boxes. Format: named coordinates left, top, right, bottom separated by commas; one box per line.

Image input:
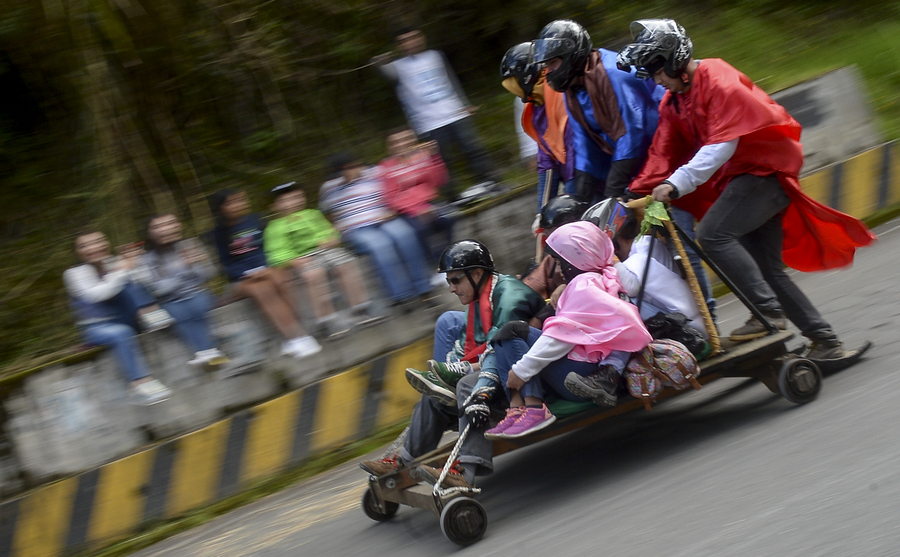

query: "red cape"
left=629, top=58, right=876, bottom=272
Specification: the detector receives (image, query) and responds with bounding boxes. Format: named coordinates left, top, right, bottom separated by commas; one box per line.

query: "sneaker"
left=360, top=456, right=403, bottom=476
left=320, top=316, right=352, bottom=340
left=405, top=368, right=457, bottom=407
left=501, top=404, right=556, bottom=438
left=283, top=336, right=323, bottom=359
left=188, top=348, right=230, bottom=368
left=428, top=359, right=472, bottom=388
left=139, top=309, right=175, bottom=332
left=806, top=340, right=846, bottom=360
left=564, top=365, right=621, bottom=406
left=729, top=312, right=788, bottom=341
left=484, top=407, right=525, bottom=440
left=351, top=303, right=384, bottom=328
left=130, top=378, right=171, bottom=405
left=419, top=460, right=471, bottom=489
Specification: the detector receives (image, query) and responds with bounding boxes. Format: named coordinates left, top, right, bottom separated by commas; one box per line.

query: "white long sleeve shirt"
left=510, top=335, right=575, bottom=382
left=666, top=139, right=739, bottom=196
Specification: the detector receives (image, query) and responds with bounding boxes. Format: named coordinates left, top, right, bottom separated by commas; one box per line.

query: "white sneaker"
left=286, top=335, right=323, bottom=359
left=130, top=378, right=172, bottom=405
left=139, top=309, right=175, bottom=332
left=189, top=348, right=229, bottom=367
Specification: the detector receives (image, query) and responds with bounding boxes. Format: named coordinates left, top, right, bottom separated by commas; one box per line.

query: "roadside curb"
left=0, top=338, right=432, bottom=557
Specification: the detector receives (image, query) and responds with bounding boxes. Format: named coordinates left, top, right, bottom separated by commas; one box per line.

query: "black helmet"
left=501, top=42, right=542, bottom=103
left=617, top=19, right=693, bottom=79
left=533, top=20, right=593, bottom=92
left=438, top=240, right=494, bottom=295
left=540, top=194, right=588, bottom=229
left=582, top=198, right=632, bottom=238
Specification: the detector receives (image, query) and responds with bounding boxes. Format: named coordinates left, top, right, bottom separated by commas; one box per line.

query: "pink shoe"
left=501, top=404, right=556, bottom=438
left=484, top=407, right=525, bottom=440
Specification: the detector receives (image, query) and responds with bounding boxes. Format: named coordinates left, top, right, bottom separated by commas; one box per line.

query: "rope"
left=662, top=219, right=722, bottom=355
left=381, top=426, right=409, bottom=459
left=433, top=424, right=480, bottom=497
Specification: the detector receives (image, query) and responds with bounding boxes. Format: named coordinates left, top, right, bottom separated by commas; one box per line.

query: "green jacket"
left=264, top=210, right=340, bottom=266
left=458, top=273, right=546, bottom=351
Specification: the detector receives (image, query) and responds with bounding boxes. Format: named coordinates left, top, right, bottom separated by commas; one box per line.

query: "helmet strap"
left=465, top=269, right=490, bottom=294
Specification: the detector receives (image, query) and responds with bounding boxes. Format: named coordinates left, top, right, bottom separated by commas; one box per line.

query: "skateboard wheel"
left=778, top=358, right=822, bottom=404
left=361, top=486, right=399, bottom=522
left=440, top=497, right=487, bottom=546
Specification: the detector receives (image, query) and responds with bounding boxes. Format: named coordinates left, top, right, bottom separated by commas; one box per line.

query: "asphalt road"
left=134, top=218, right=900, bottom=557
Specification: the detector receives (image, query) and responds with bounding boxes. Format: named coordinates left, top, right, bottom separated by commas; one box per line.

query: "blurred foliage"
left=0, top=0, right=899, bottom=368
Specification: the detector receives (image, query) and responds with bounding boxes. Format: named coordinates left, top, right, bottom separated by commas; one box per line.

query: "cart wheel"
left=440, top=497, right=487, bottom=546
left=777, top=358, right=822, bottom=404
left=361, top=486, right=399, bottom=522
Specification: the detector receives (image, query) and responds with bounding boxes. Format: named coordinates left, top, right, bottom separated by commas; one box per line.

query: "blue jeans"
left=426, top=117, right=496, bottom=192
left=401, top=211, right=454, bottom=266
left=161, top=291, right=215, bottom=352
left=670, top=206, right=716, bottom=317
left=344, top=218, right=433, bottom=302
left=537, top=169, right=577, bottom=211
left=492, top=327, right=598, bottom=402
left=82, top=322, right=149, bottom=383
left=433, top=311, right=465, bottom=361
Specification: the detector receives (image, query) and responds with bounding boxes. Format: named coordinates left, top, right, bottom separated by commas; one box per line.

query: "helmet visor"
left=533, top=37, right=576, bottom=63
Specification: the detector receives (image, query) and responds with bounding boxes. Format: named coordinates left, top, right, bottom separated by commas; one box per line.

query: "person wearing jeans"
left=360, top=240, right=546, bottom=487
left=319, top=154, right=434, bottom=305
left=138, top=214, right=229, bottom=367
left=64, top=231, right=172, bottom=405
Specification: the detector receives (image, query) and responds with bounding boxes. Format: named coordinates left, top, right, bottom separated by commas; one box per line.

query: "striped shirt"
left=318, top=168, right=392, bottom=233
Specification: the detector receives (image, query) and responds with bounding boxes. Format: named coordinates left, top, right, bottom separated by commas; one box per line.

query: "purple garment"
left=532, top=103, right=576, bottom=183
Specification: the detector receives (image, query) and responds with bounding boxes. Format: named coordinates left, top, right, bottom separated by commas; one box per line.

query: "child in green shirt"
left=264, top=182, right=380, bottom=337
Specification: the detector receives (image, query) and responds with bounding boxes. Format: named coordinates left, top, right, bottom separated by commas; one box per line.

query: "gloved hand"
left=463, top=389, right=493, bottom=430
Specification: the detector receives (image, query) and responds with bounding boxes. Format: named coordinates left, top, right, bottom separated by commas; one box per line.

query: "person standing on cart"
left=361, top=240, right=546, bottom=487
left=618, top=19, right=876, bottom=359
left=532, top=19, right=663, bottom=204
left=500, top=42, right=575, bottom=210
left=533, top=20, right=716, bottom=313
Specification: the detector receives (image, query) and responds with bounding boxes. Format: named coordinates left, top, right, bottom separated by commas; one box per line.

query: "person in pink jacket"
left=378, top=128, right=454, bottom=265
left=480, top=221, right=652, bottom=439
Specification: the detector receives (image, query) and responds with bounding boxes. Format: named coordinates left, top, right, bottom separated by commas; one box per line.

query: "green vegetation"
left=1, top=0, right=900, bottom=369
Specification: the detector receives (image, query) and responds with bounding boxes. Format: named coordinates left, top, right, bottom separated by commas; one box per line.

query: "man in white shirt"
left=372, top=27, right=498, bottom=197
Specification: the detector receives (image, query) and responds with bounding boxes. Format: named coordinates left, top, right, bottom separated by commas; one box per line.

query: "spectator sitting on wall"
left=377, top=128, right=454, bottom=270
left=63, top=230, right=173, bottom=405
left=264, top=182, right=382, bottom=339
left=318, top=153, right=436, bottom=307
left=135, top=213, right=230, bottom=369
left=371, top=26, right=500, bottom=200
left=210, top=188, right=322, bottom=359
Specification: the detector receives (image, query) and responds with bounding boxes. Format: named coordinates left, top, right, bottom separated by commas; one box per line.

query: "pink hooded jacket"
left=542, top=222, right=652, bottom=363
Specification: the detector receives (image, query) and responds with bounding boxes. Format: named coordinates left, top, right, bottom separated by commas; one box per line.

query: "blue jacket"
left=567, top=48, right=665, bottom=180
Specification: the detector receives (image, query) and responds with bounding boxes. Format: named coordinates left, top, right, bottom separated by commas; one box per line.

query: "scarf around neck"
left=565, top=50, right=626, bottom=156
left=462, top=273, right=495, bottom=362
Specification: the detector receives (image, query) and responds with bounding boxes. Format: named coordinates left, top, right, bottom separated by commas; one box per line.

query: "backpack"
left=626, top=339, right=701, bottom=410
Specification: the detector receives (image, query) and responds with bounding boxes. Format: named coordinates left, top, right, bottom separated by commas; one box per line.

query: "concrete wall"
left=772, top=65, right=883, bottom=173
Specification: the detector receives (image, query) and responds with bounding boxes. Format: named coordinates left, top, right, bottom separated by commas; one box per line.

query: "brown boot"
left=419, top=462, right=471, bottom=489
left=729, top=312, right=787, bottom=342
left=360, top=456, right=402, bottom=476
left=806, top=341, right=846, bottom=360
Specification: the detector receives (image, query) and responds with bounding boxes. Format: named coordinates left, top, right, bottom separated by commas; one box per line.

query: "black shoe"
left=564, top=365, right=621, bottom=406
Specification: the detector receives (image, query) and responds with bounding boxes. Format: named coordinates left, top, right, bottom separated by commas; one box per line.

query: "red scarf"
left=462, top=274, right=494, bottom=362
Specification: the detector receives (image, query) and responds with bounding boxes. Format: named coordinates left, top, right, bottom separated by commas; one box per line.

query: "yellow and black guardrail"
left=0, top=339, right=430, bottom=557
left=2, top=141, right=900, bottom=557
